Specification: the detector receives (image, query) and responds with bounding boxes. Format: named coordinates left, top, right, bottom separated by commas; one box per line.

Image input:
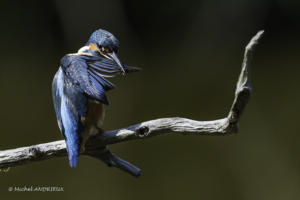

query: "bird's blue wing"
left=86, top=55, right=141, bottom=75
left=86, top=56, right=122, bottom=78
left=61, top=55, right=116, bottom=105
left=52, top=70, right=64, bottom=133
left=52, top=68, right=86, bottom=167
left=60, top=83, right=85, bottom=167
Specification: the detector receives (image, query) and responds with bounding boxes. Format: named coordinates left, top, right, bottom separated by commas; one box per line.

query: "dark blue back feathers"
left=52, top=68, right=85, bottom=167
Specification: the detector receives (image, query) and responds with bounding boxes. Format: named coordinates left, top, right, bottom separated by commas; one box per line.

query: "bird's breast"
left=81, top=99, right=105, bottom=134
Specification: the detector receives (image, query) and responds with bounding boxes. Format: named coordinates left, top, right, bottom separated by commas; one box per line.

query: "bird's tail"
left=108, top=153, right=142, bottom=177
left=95, top=147, right=141, bottom=177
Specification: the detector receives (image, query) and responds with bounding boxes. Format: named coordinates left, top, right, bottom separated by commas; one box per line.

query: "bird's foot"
left=80, top=144, right=86, bottom=153
left=96, top=127, right=104, bottom=134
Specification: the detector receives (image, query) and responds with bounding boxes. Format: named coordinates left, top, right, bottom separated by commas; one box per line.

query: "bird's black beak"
left=107, top=52, right=126, bottom=75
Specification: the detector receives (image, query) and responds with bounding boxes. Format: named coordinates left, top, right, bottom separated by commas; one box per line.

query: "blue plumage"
left=86, top=29, right=120, bottom=52
left=52, top=68, right=86, bottom=167
left=52, top=29, right=138, bottom=167
left=60, top=55, right=115, bottom=104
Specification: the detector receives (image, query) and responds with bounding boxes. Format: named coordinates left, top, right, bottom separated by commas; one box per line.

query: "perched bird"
left=52, top=29, right=139, bottom=168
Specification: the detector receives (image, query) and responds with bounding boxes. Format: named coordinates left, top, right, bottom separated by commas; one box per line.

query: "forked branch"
left=0, top=31, right=264, bottom=177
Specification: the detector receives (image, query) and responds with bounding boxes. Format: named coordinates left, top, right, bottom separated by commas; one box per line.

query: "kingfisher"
left=52, top=29, right=139, bottom=168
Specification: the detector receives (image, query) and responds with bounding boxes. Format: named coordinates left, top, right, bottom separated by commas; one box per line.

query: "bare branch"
left=0, top=31, right=264, bottom=177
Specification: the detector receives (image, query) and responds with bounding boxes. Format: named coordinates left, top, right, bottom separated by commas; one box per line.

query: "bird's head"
left=86, top=29, right=125, bottom=74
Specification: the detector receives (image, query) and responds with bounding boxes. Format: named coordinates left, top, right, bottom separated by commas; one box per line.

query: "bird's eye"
left=100, top=47, right=112, bottom=54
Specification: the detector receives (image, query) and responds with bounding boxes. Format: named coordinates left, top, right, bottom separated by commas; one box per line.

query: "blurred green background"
left=0, top=0, right=300, bottom=199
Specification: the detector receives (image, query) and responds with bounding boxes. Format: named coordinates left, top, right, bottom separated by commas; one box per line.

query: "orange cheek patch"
left=89, top=43, right=99, bottom=51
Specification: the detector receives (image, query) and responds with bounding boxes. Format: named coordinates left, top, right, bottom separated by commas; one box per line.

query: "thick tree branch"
left=0, top=31, right=264, bottom=177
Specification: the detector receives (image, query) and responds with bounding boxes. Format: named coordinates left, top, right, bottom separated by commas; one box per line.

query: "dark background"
left=0, top=0, right=299, bottom=199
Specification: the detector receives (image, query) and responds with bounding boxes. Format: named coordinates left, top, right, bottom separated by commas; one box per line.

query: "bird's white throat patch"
left=77, top=46, right=90, bottom=55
